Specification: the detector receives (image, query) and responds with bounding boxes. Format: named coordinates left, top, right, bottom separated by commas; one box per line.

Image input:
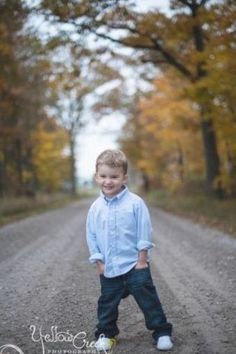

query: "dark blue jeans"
left=95, top=266, right=172, bottom=341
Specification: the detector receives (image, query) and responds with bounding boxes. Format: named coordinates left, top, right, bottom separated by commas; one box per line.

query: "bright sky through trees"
left=1, top=0, right=233, bottom=196
left=76, top=0, right=171, bottom=183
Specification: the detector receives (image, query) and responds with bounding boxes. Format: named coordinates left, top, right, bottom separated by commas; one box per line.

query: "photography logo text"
left=0, top=325, right=114, bottom=354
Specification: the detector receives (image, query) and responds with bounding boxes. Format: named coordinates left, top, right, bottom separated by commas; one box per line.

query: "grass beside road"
left=0, top=191, right=93, bottom=227
left=2, top=188, right=235, bottom=238
left=147, top=189, right=236, bottom=237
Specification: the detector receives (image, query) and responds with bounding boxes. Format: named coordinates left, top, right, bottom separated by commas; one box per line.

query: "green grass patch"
left=147, top=189, right=236, bottom=237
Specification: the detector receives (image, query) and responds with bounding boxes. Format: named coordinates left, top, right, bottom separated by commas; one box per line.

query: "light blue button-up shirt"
left=86, top=186, right=154, bottom=278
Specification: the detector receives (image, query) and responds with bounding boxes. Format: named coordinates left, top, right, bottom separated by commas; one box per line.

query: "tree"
left=0, top=0, right=51, bottom=196
left=31, top=118, right=70, bottom=193
left=49, top=41, right=123, bottom=195
left=38, top=0, right=234, bottom=195
left=120, top=71, right=204, bottom=191
left=0, top=0, right=70, bottom=196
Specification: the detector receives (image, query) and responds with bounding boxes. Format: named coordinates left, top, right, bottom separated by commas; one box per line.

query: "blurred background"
left=0, top=0, right=235, bottom=232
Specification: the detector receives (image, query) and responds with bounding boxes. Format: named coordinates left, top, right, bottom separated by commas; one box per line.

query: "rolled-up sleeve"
left=135, top=200, right=155, bottom=251
left=86, top=207, right=104, bottom=264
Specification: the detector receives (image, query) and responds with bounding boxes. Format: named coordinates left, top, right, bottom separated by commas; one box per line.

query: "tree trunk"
left=200, top=118, right=221, bottom=192
left=176, top=142, right=184, bottom=183
left=0, top=160, right=5, bottom=197
left=15, top=138, right=24, bottom=195
left=69, top=131, right=77, bottom=197
left=142, top=172, right=150, bottom=193
left=191, top=1, right=221, bottom=195
left=225, top=141, right=236, bottom=196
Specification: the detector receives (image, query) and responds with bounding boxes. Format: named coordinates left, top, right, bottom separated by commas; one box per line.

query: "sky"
left=76, top=114, right=126, bottom=183
left=135, top=0, right=170, bottom=12
left=76, top=0, right=171, bottom=183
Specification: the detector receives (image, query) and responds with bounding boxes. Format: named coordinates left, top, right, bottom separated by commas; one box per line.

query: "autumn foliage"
left=0, top=0, right=70, bottom=197
left=1, top=0, right=236, bottom=198
left=120, top=72, right=203, bottom=191
left=121, top=62, right=236, bottom=195
left=118, top=1, right=236, bottom=195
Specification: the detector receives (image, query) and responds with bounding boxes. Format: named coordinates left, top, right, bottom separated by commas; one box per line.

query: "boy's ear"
left=124, top=174, right=128, bottom=183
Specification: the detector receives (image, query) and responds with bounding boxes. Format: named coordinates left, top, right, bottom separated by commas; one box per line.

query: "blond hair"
left=96, top=149, right=128, bottom=174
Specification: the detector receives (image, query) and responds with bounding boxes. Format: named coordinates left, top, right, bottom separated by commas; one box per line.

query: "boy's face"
left=95, top=164, right=128, bottom=198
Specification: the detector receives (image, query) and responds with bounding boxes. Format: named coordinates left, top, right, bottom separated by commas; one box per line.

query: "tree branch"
left=93, top=28, right=193, bottom=80
left=178, top=0, right=193, bottom=8
left=43, top=6, right=195, bottom=81
left=152, top=40, right=193, bottom=79
left=179, top=0, right=209, bottom=9
left=94, top=30, right=155, bottom=50
left=200, top=0, right=209, bottom=6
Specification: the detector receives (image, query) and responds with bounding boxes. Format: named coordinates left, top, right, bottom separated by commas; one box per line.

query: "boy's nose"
left=105, top=178, right=112, bottom=184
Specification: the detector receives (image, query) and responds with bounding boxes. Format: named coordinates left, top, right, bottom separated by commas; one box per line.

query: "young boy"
left=86, top=149, right=173, bottom=352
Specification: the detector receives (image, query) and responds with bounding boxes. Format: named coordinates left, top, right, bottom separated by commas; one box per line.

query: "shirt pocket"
left=118, top=209, right=136, bottom=230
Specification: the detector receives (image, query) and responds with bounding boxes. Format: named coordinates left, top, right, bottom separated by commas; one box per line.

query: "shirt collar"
left=101, top=185, right=128, bottom=203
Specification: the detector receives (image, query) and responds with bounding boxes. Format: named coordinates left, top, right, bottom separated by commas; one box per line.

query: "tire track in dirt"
left=0, top=200, right=235, bottom=354
left=150, top=208, right=236, bottom=354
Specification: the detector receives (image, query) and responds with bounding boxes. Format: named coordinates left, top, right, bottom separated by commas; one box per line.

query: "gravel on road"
left=0, top=198, right=235, bottom=354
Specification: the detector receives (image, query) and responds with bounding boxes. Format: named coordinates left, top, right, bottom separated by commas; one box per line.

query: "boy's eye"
left=98, top=174, right=119, bottom=179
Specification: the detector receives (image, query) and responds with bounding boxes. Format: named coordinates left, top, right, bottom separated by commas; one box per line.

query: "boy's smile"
left=95, top=164, right=128, bottom=198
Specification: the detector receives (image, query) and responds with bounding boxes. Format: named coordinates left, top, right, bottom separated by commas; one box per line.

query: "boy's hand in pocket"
left=96, top=261, right=105, bottom=274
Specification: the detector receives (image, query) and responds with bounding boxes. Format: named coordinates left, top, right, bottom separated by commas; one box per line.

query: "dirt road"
left=0, top=199, right=235, bottom=354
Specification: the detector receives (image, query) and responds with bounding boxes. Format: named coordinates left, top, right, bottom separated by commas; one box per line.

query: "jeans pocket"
left=134, top=266, right=149, bottom=271
left=129, top=266, right=153, bottom=288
